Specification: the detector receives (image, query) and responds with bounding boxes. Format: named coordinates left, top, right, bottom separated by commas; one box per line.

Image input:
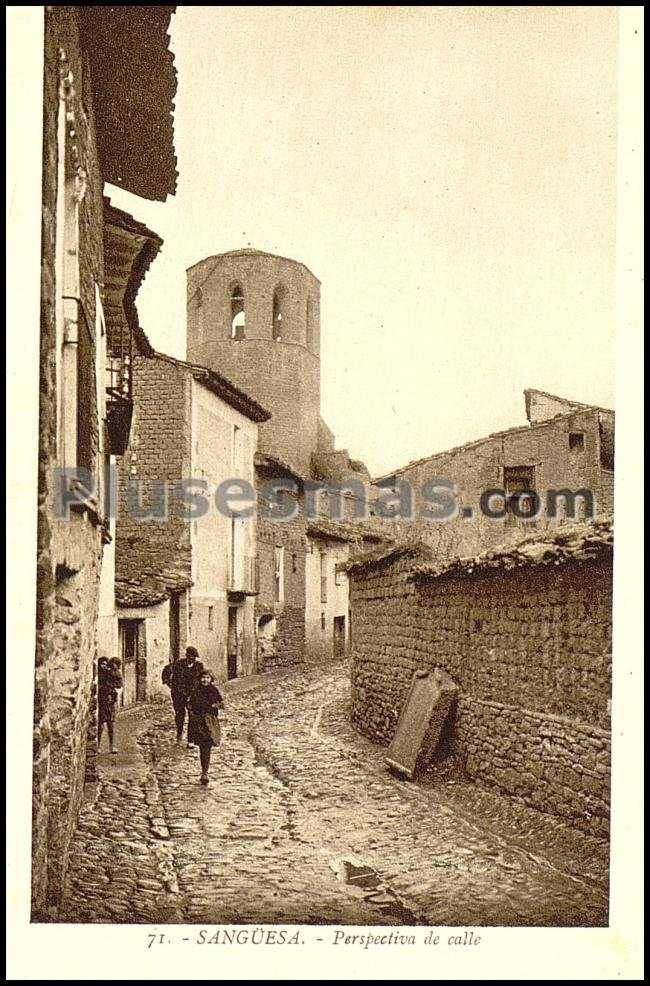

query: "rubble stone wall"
left=350, top=554, right=612, bottom=835
left=255, top=474, right=306, bottom=670
left=370, top=408, right=613, bottom=561
left=34, top=6, right=106, bottom=919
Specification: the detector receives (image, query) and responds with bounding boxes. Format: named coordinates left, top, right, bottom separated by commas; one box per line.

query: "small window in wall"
left=503, top=465, right=537, bottom=522
left=335, top=568, right=345, bottom=588
left=208, top=606, right=214, bottom=631
left=231, top=283, right=245, bottom=340
left=569, top=432, right=585, bottom=452
left=321, top=612, right=326, bottom=631
left=292, top=552, right=298, bottom=574
left=272, top=285, right=287, bottom=341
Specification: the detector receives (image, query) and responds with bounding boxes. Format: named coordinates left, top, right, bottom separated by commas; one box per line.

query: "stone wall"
left=255, top=469, right=307, bottom=670
left=370, top=407, right=614, bottom=562
left=350, top=552, right=612, bottom=835
left=305, top=538, right=351, bottom=661
left=600, top=469, right=615, bottom=515
left=34, top=6, right=106, bottom=919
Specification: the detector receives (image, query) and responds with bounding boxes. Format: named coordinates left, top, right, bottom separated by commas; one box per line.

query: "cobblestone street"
left=59, top=663, right=609, bottom=927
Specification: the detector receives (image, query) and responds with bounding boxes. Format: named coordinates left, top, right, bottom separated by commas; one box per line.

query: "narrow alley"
left=58, top=664, right=608, bottom=927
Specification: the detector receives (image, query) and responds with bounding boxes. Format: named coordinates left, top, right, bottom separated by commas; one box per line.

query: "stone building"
left=185, top=249, right=370, bottom=666
left=305, top=518, right=389, bottom=662
left=254, top=453, right=309, bottom=670
left=34, top=5, right=177, bottom=919
left=371, top=390, right=615, bottom=560
left=347, top=518, right=613, bottom=835
left=115, top=353, right=270, bottom=693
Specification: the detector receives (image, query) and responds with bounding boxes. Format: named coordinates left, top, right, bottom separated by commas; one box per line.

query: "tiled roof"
left=254, top=452, right=304, bottom=484
left=116, top=571, right=193, bottom=609
left=307, top=517, right=392, bottom=545
left=343, top=539, right=432, bottom=574
left=103, top=198, right=160, bottom=358
left=153, top=353, right=271, bottom=423
left=408, top=517, right=613, bottom=583
left=79, top=6, right=178, bottom=202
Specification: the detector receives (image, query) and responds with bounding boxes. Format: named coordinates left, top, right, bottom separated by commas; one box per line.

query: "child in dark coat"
left=187, top=670, right=225, bottom=785
left=162, top=646, right=205, bottom=745
left=98, top=657, right=123, bottom=753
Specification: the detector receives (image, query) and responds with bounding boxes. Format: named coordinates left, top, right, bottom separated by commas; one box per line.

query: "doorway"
left=119, top=619, right=146, bottom=706
left=227, top=607, right=239, bottom=680
left=333, top=616, right=346, bottom=658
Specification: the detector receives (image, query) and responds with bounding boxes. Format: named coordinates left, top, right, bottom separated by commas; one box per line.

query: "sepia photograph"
left=6, top=4, right=644, bottom=980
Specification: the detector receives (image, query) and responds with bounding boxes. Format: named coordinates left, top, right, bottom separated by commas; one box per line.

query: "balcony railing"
left=105, top=355, right=133, bottom=455
left=227, top=554, right=259, bottom=596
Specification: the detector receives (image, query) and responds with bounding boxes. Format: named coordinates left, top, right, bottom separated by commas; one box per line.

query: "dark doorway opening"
left=227, top=607, right=239, bottom=680
left=119, top=619, right=146, bottom=706
left=333, top=615, right=346, bottom=658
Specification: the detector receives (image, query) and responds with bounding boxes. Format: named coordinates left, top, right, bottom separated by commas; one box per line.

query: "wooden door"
left=333, top=616, right=346, bottom=658
left=227, top=607, right=239, bottom=680
left=119, top=619, right=141, bottom=707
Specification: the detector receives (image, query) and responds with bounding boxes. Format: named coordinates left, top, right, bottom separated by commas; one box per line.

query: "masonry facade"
left=115, top=354, right=269, bottom=690
left=305, top=518, right=388, bottom=663
left=185, top=248, right=371, bottom=669
left=34, top=5, right=177, bottom=919
left=348, top=519, right=613, bottom=836
left=371, top=390, right=615, bottom=560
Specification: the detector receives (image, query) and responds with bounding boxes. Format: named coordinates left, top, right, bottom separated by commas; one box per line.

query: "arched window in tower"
left=306, top=295, right=316, bottom=350
left=272, top=285, right=286, bottom=342
left=230, top=283, right=245, bottom=340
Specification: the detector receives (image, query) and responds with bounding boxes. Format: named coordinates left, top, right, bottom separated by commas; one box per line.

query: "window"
left=230, top=283, right=245, bottom=339
left=274, top=546, right=285, bottom=603
left=272, top=285, right=286, bottom=341
left=569, top=432, right=585, bottom=452
left=208, top=606, right=214, bottom=631
left=320, top=550, right=328, bottom=603
left=335, top=568, right=345, bottom=588
left=76, top=305, right=95, bottom=478
left=503, top=465, right=537, bottom=522
left=292, top=552, right=298, bottom=574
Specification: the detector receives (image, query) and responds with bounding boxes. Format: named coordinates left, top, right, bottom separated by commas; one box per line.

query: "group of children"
left=97, top=646, right=225, bottom=786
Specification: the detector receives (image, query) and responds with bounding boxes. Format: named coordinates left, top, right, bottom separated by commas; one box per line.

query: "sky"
left=106, top=6, right=618, bottom=478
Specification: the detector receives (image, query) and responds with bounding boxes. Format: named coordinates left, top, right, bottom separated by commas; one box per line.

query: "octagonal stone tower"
left=186, top=249, right=321, bottom=478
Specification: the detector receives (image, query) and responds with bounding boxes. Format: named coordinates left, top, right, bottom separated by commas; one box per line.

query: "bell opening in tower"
left=231, top=283, right=245, bottom=340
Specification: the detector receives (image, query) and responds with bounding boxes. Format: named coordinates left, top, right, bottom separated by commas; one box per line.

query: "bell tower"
left=187, top=249, right=321, bottom=479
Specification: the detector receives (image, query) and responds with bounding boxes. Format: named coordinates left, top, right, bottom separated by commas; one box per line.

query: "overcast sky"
left=106, top=6, right=618, bottom=477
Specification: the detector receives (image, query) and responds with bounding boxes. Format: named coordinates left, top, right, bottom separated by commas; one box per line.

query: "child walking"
left=187, top=670, right=225, bottom=785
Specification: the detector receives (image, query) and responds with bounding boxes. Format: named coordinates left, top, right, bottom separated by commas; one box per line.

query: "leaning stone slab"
left=386, top=668, right=458, bottom=780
